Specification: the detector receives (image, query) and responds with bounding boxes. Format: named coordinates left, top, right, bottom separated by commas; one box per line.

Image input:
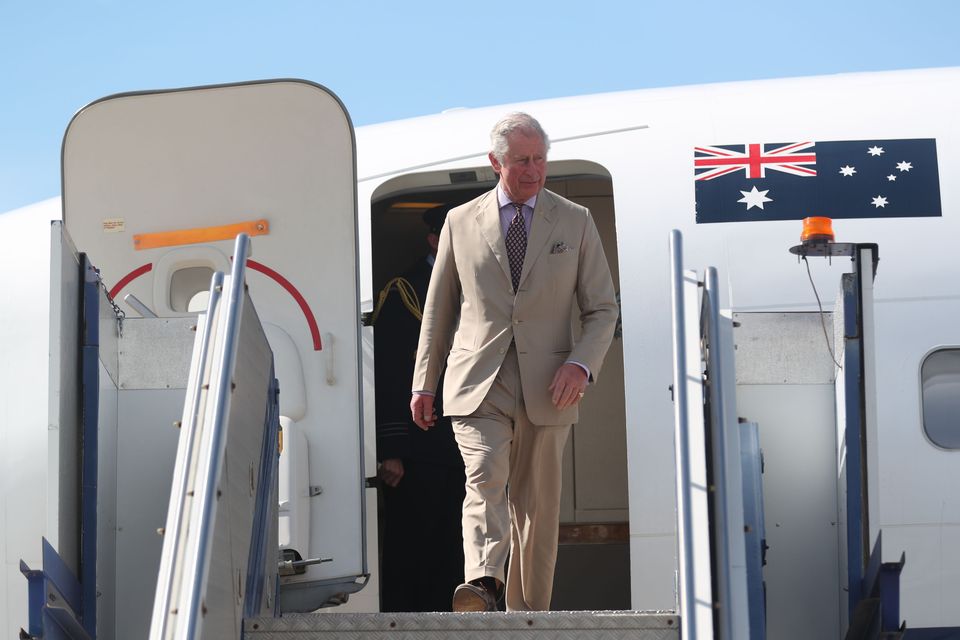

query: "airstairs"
left=23, top=227, right=907, bottom=639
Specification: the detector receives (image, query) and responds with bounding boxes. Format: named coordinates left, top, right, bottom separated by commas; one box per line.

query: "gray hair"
left=489, top=112, right=550, bottom=162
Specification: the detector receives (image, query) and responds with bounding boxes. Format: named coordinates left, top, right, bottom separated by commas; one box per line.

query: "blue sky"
left=2, top=0, right=958, bottom=213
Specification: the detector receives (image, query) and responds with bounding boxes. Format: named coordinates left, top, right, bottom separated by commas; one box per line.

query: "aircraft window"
left=920, top=348, right=960, bottom=449
left=170, top=266, right=214, bottom=313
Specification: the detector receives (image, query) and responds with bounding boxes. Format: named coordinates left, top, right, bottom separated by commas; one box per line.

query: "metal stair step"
left=244, top=610, right=679, bottom=639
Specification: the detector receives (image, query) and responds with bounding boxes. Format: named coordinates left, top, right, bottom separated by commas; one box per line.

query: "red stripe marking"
left=748, top=143, right=762, bottom=178
left=109, top=259, right=323, bottom=352
left=694, top=153, right=816, bottom=168
left=694, top=146, right=736, bottom=156
left=781, top=165, right=817, bottom=176
left=694, top=157, right=745, bottom=166
left=768, top=142, right=812, bottom=155
left=108, top=263, right=153, bottom=300
left=696, top=165, right=742, bottom=181
left=246, top=260, right=323, bottom=351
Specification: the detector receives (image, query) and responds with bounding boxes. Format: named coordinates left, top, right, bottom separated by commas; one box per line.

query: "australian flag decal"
left=694, top=139, right=941, bottom=223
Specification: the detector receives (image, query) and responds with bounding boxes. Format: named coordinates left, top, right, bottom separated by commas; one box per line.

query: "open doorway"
left=369, top=160, right=628, bottom=610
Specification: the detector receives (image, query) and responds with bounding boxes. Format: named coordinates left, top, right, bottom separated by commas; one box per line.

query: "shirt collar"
left=496, top=183, right=538, bottom=211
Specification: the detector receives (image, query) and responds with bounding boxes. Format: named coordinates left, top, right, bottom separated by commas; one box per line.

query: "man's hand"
left=410, top=393, right=437, bottom=430
left=379, top=458, right=405, bottom=487
left=548, top=363, right=588, bottom=410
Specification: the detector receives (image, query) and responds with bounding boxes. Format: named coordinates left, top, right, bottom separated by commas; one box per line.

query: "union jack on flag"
left=694, top=138, right=941, bottom=223
left=695, top=142, right=817, bottom=181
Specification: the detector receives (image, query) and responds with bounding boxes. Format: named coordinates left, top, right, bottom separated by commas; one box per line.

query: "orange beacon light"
left=800, top=216, right=835, bottom=243
left=790, top=216, right=857, bottom=260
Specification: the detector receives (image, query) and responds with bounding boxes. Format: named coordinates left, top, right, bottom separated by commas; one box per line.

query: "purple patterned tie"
left=506, top=202, right=527, bottom=293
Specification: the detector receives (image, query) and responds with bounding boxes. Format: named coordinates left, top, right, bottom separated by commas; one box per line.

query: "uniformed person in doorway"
left=374, top=205, right=466, bottom=612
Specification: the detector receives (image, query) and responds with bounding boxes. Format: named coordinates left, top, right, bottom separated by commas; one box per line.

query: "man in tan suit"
left=410, top=113, right=618, bottom=612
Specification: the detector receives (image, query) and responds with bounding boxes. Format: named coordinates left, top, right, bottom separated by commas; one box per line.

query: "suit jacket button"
left=499, top=348, right=505, bottom=354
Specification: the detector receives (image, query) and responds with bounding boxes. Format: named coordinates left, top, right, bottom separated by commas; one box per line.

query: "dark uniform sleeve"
left=373, top=274, right=421, bottom=462
left=375, top=258, right=462, bottom=466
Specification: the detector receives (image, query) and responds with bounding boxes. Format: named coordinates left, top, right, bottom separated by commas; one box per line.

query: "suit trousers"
left=451, top=344, right=571, bottom=611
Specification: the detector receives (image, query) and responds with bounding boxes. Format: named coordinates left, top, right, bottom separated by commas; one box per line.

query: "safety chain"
left=94, top=267, right=126, bottom=338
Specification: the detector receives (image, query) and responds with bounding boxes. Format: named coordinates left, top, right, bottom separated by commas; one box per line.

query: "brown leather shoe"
left=452, top=582, right=497, bottom=612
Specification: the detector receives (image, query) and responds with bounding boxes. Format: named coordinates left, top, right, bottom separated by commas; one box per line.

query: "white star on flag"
left=887, top=174, right=897, bottom=181
left=839, top=165, right=857, bottom=176
left=738, top=186, right=773, bottom=210
left=896, top=161, right=913, bottom=172
left=871, top=195, right=888, bottom=208
left=868, top=146, right=885, bottom=156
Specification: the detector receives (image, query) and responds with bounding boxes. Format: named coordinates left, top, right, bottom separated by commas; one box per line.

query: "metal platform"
left=243, top=611, right=679, bottom=639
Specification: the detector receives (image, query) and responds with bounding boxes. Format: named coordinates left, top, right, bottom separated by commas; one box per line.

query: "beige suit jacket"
left=412, top=188, right=618, bottom=426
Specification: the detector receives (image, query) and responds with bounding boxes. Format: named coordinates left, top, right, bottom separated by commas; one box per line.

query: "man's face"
left=489, top=131, right=547, bottom=203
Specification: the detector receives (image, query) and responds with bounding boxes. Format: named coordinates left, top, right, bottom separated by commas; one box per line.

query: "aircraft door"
left=61, top=80, right=364, bottom=618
